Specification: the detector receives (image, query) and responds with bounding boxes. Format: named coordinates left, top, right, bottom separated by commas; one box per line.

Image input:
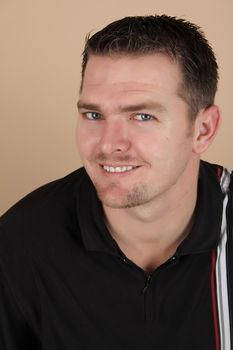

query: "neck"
left=103, top=161, right=199, bottom=272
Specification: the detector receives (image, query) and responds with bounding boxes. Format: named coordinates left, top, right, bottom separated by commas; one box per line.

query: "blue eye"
left=85, top=112, right=102, bottom=120
left=134, top=114, right=154, bottom=121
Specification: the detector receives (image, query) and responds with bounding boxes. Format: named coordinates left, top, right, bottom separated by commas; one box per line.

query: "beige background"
left=1, top=0, right=233, bottom=215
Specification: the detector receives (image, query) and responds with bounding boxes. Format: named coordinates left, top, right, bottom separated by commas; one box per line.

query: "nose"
left=99, top=119, right=131, bottom=155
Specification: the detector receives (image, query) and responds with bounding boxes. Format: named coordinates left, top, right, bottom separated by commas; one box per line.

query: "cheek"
left=136, top=132, right=169, bottom=157
left=76, top=125, right=100, bottom=157
left=137, top=131, right=192, bottom=166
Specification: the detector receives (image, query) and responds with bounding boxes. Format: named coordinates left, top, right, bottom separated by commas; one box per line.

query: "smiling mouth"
left=101, top=165, right=140, bottom=173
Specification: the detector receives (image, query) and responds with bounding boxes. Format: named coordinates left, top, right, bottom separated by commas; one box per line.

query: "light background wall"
left=1, top=0, right=233, bottom=214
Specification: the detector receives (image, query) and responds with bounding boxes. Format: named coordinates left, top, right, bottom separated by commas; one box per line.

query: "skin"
left=76, top=54, right=220, bottom=272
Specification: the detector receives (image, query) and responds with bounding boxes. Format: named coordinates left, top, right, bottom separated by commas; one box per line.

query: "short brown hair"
left=81, top=15, right=218, bottom=118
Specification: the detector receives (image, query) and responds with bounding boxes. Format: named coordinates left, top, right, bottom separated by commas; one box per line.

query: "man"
left=0, top=15, right=232, bottom=350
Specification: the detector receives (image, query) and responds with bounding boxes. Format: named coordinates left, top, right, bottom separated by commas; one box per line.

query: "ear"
left=192, top=105, right=221, bottom=154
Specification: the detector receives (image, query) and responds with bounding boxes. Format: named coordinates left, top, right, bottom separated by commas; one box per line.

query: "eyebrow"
left=77, top=101, right=166, bottom=113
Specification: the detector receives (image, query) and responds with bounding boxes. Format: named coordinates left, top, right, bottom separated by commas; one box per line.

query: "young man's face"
left=77, top=54, right=198, bottom=209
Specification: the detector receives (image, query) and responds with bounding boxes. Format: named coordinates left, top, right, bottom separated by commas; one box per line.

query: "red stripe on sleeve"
left=217, top=166, right=222, bottom=182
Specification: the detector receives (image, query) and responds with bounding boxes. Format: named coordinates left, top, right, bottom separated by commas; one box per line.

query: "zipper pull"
left=142, top=274, right=152, bottom=294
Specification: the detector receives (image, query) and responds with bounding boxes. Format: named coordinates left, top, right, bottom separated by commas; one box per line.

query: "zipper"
left=142, top=274, right=153, bottom=321
left=120, top=253, right=178, bottom=321
left=142, top=274, right=152, bottom=294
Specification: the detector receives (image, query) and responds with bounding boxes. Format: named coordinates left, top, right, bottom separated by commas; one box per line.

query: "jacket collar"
left=177, top=161, right=223, bottom=256
left=77, top=161, right=224, bottom=257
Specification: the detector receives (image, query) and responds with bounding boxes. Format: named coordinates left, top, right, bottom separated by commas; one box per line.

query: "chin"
left=97, top=188, right=150, bottom=209
left=96, top=191, right=128, bottom=209
left=100, top=199, right=139, bottom=209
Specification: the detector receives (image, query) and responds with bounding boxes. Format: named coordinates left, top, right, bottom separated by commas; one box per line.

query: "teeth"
left=103, top=165, right=135, bottom=173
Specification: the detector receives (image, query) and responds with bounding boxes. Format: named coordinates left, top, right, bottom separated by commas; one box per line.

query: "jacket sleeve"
left=0, top=266, right=40, bottom=350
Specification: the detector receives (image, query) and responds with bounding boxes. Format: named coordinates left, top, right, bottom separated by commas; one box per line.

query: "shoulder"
left=0, top=167, right=89, bottom=256
left=0, top=167, right=90, bottom=330
left=200, top=160, right=232, bottom=186
left=1, top=167, right=86, bottom=217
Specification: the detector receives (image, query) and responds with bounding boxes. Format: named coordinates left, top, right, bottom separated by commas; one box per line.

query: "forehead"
left=80, top=54, right=184, bottom=111
left=82, top=54, right=182, bottom=89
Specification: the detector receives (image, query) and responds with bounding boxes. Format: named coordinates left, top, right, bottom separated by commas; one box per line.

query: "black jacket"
left=0, top=160, right=232, bottom=349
